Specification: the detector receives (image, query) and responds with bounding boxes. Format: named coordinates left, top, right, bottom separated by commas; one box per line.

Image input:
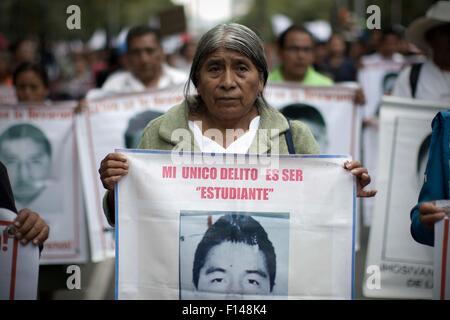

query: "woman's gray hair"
left=184, top=23, right=269, bottom=111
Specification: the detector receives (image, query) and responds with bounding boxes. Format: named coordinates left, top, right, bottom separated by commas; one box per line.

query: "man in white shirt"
left=392, top=1, right=450, bottom=101
left=88, top=25, right=187, bottom=98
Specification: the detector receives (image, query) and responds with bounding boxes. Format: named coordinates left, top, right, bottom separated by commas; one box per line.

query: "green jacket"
left=268, top=66, right=334, bottom=86
left=104, top=99, right=320, bottom=225
left=138, top=99, right=320, bottom=155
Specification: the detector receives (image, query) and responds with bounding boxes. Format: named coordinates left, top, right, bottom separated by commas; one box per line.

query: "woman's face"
left=196, top=48, right=263, bottom=122
left=15, top=70, right=48, bottom=103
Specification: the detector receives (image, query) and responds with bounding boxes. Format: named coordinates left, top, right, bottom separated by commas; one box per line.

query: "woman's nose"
left=221, top=69, right=237, bottom=90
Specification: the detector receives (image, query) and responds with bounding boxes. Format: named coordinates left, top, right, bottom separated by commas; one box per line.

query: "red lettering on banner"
left=196, top=186, right=274, bottom=200
left=162, top=166, right=177, bottom=178
left=44, top=241, right=72, bottom=250
left=282, top=169, right=303, bottom=181
left=28, top=108, right=73, bottom=120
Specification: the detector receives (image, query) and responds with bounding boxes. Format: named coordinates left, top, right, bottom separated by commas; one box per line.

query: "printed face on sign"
left=281, top=104, right=328, bottom=152
left=196, top=241, right=271, bottom=298
left=192, top=214, right=276, bottom=299
left=0, top=124, right=52, bottom=206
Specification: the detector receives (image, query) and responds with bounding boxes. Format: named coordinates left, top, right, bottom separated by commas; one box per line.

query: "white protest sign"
left=265, top=83, right=359, bottom=156
left=434, top=202, right=449, bottom=300
left=117, top=151, right=355, bottom=300
left=357, top=57, right=405, bottom=226
left=0, top=103, right=88, bottom=264
left=364, top=96, right=449, bottom=299
left=0, top=208, right=39, bottom=300
left=76, top=85, right=185, bottom=262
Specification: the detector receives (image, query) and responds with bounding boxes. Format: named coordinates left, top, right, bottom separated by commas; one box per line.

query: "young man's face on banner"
left=196, top=241, right=271, bottom=299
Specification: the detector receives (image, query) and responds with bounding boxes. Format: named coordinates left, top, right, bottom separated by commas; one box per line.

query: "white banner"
left=265, top=83, right=359, bottom=157
left=0, top=208, right=39, bottom=300
left=358, top=59, right=405, bottom=226
left=434, top=210, right=450, bottom=300
left=76, top=85, right=185, bottom=262
left=0, top=103, right=88, bottom=264
left=364, top=96, right=450, bottom=299
left=117, top=151, right=355, bottom=300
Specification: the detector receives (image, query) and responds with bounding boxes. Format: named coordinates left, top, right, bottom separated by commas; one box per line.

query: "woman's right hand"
left=419, top=201, right=446, bottom=230
left=98, top=153, right=129, bottom=191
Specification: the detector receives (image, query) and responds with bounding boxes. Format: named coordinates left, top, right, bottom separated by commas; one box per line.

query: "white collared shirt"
left=188, top=116, right=261, bottom=154
left=392, top=60, right=450, bottom=102
left=86, top=63, right=188, bottom=99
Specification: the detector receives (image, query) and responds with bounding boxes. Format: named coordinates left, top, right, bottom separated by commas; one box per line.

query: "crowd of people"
left=0, top=0, right=449, bottom=300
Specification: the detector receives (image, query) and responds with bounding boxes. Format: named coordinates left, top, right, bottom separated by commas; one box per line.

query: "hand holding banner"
left=0, top=208, right=39, bottom=300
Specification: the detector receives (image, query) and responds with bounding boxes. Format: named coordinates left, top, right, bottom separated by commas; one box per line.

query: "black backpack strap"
left=409, top=63, right=423, bottom=98
left=285, top=120, right=296, bottom=155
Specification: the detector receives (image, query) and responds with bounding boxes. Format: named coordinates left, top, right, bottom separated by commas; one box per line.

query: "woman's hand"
left=419, top=201, right=446, bottom=230
left=99, top=153, right=129, bottom=191
left=344, top=160, right=377, bottom=198
left=13, top=208, right=49, bottom=246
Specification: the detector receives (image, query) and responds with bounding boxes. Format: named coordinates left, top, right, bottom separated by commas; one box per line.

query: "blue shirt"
left=411, top=111, right=450, bottom=246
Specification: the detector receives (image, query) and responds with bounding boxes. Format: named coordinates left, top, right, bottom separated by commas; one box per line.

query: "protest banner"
left=358, top=58, right=406, bottom=226
left=434, top=204, right=449, bottom=300
left=0, top=208, right=39, bottom=300
left=364, top=96, right=449, bottom=299
left=116, top=151, right=355, bottom=299
left=0, top=102, right=88, bottom=264
left=76, top=84, right=185, bottom=262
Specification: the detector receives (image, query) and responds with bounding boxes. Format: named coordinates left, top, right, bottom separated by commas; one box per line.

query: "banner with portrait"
left=116, top=151, right=355, bottom=299
left=0, top=208, right=39, bottom=300
left=265, top=83, right=359, bottom=157
left=0, top=102, right=88, bottom=264
left=364, top=96, right=450, bottom=299
left=76, top=85, right=185, bottom=262
left=357, top=58, right=406, bottom=226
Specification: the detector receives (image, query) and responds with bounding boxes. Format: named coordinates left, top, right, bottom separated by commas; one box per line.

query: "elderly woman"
left=99, top=23, right=376, bottom=224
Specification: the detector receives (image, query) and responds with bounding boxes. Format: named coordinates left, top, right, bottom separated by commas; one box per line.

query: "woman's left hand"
left=13, top=208, right=50, bottom=246
left=344, top=160, right=377, bottom=198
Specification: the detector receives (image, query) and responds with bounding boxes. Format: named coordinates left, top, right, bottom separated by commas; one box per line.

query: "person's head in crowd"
left=275, top=25, right=316, bottom=82
left=72, top=52, right=89, bottom=76
left=281, top=103, right=328, bottom=151
left=328, top=34, right=347, bottom=58
left=0, top=124, right=52, bottom=206
left=406, top=1, right=450, bottom=71
left=11, top=38, right=39, bottom=66
left=193, top=214, right=276, bottom=299
left=425, top=23, right=450, bottom=70
left=378, top=28, right=401, bottom=58
left=180, top=39, right=197, bottom=64
left=367, top=29, right=383, bottom=53
left=417, top=134, right=431, bottom=187
left=125, top=25, right=164, bottom=87
left=185, top=22, right=268, bottom=125
left=13, top=62, right=49, bottom=102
